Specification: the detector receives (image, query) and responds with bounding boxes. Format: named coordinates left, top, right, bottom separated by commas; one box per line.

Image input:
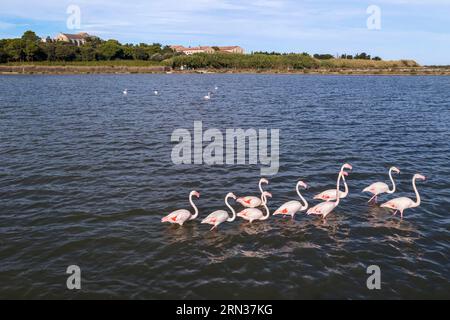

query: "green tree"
left=4, top=39, right=25, bottom=61
left=39, top=42, right=56, bottom=61
left=0, top=40, right=7, bottom=63
left=355, top=52, right=371, bottom=60
left=21, top=30, right=40, bottom=42
left=133, top=47, right=149, bottom=60
left=79, top=44, right=96, bottom=61
left=121, top=44, right=135, bottom=60
left=23, top=41, right=42, bottom=61
left=313, top=53, right=334, bottom=60
left=55, top=43, right=77, bottom=61
left=97, top=39, right=123, bottom=60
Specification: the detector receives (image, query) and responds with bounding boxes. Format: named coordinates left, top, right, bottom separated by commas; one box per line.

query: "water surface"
left=0, top=74, right=449, bottom=299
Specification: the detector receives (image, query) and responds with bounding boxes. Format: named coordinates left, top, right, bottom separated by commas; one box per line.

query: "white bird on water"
left=363, top=166, right=400, bottom=203
left=204, top=92, right=211, bottom=100
left=154, top=90, right=159, bottom=95
left=214, top=85, right=218, bottom=90
left=123, top=89, right=128, bottom=95
left=380, top=173, right=426, bottom=218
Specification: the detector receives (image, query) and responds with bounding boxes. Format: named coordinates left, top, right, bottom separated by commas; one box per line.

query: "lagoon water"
left=0, top=74, right=449, bottom=299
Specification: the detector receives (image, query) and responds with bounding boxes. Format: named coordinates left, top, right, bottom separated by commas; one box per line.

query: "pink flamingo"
left=273, top=181, right=308, bottom=219
left=362, top=166, right=400, bottom=203
left=380, top=174, right=426, bottom=218
left=236, top=178, right=269, bottom=208
left=314, top=163, right=352, bottom=201
left=307, top=170, right=347, bottom=219
left=237, top=191, right=272, bottom=223
left=201, top=192, right=237, bottom=230
left=161, top=190, right=200, bottom=226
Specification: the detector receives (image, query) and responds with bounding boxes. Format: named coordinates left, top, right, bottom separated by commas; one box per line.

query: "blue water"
left=0, top=74, right=449, bottom=299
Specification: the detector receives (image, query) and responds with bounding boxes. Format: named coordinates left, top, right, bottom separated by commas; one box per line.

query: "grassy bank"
left=2, top=53, right=419, bottom=70
left=318, top=58, right=418, bottom=69
left=2, top=65, right=449, bottom=75
left=0, top=64, right=169, bottom=74
left=2, top=54, right=450, bottom=75
left=166, top=53, right=419, bottom=70
left=2, top=60, right=165, bottom=67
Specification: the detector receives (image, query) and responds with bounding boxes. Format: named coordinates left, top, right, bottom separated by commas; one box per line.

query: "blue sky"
left=1, top=0, right=449, bottom=65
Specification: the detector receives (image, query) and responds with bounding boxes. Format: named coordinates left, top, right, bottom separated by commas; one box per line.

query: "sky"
left=0, top=0, right=449, bottom=65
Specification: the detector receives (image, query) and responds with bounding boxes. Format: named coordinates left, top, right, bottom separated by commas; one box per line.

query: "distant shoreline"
left=1, top=65, right=450, bottom=76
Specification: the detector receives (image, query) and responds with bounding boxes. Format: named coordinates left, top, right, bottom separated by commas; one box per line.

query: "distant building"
left=183, top=46, right=216, bottom=55
left=170, top=45, right=244, bottom=55
left=170, top=45, right=186, bottom=52
left=170, top=45, right=215, bottom=55
left=217, top=46, right=244, bottom=54
left=54, top=32, right=94, bottom=46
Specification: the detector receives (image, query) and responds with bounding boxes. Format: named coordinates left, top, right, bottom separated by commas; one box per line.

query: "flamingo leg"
left=210, top=225, right=217, bottom=231
left=400, top=210, right=404, bottom=219
left=374, top=195, right=378, bottom=203
left=368, top=194, right=377, bottom=203
left=393, top=210, right=398, bottom=216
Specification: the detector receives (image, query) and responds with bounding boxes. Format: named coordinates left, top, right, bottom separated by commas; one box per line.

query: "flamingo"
left=363, top=166, right=400, bottom=203
left=123, top=89, right=128, bottom=95
left=307, top=169, right=347, bottom=219
left=236, top=178, right=269, bottom=208
left=314, top=163, right=352, bottom=201
left=380, top=174, right=426, bottom=218
left=273, top=181, right=308, bottom=219
left=161, top=190, right=200, bottom=226
left=237, top=191, right=272, bottom=223
left=204, top=92, right=211, bottom=100
left=201, top=192, right=237, bottom=230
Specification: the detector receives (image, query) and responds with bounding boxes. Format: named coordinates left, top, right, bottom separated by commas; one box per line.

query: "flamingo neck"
left=189, top=194, right=198, bottom=219
left=225, top=195, right=236, bottom=222
left=259, top=180, right=265, bottom=195
left=412, top=176, right=421, bottom=207
left=260, top=193, right=270, bottom=220
left=342, top=174, right=349, bottom=197
left=388, top=168, right=396, bottom=194
left=296, top=184, right=308, bottom=210
left=334, top=171, right=343, bottom=207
